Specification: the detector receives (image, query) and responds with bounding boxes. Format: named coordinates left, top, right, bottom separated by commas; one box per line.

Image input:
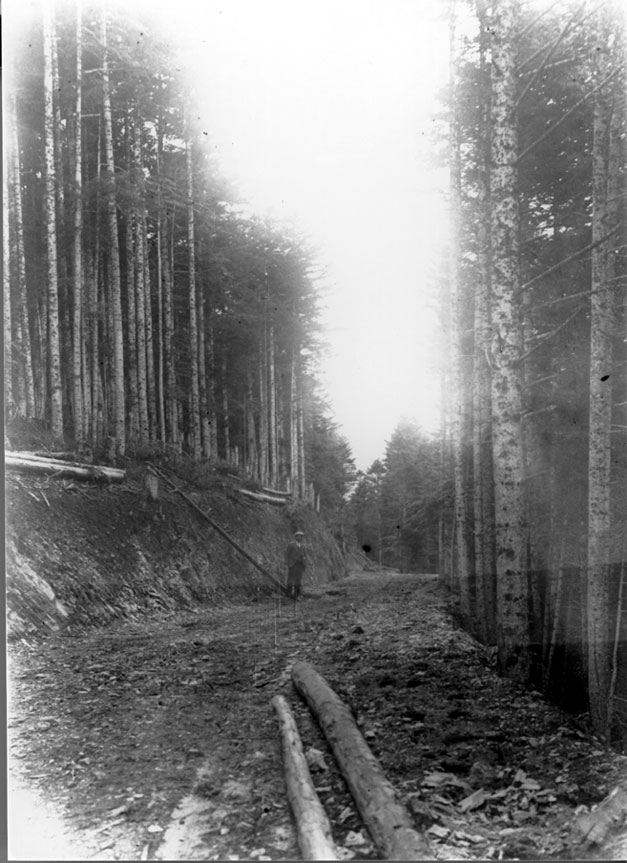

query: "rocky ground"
left=8, top=569, right=627, bottom=861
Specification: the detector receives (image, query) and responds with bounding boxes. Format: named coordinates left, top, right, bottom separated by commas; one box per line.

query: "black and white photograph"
left=4, top=0, right=627, bottom=859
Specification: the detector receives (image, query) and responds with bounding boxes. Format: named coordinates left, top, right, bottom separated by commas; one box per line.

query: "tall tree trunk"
left=10, top=91, right=36, bottom=420
left=143, top=222, right=157, bottom=440
left=101, top=11, right=125, bottom=455
left=133, top=119, right=149, bottom=443
left=163, top=213, right=177, bottom=445
left=490, top=0, right=529, bottom=681
left=197, top=274, right=211, bottom=457
left=586, top=38, right=619, bottom=736
left=221, top=355, right=230, bottom=460
left=473, top=0, right=496, bottom=643
left=88, top=119, right=103, bottom=447
left=297, top=381, right=306, bottom=500
left=125, top=209, right=139, bottom=439
left=449, top=0, right=473, bottom=625
left=155, top=118, right=166, bottom=444
left=247, top=369, right=258, bottom=477
left=71, top=0, right=84, bottom=444
left=290, top=351, right=299, bottom=494
left=277, top=375, right=288, bottom=489
left=155, top=221, right=166, bottom=444
left=268, top=324, right=278, bottom=487
left=186, top=135, right=201, bottom=459
left=207, top=321, right=218, bottom=457
left=51, top=4, right=72, bottom=428
left=124, top=113, right=139, bottom=440
left=44, top=3, right=64, bottom=444
left=258, top=338, right=269, bottom=486
left=134, top=209, right=149, bottom=441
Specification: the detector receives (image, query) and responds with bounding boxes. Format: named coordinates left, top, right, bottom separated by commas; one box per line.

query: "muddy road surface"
left=8, top=570, right=627, bottom=860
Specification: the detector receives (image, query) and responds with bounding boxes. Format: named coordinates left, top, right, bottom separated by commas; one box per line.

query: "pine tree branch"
left=533, top=289, right=589, bottom=310
left=520, top=224, right=621, bottom=292
left=519, top=53, right=589, bottom=77
left=514, top=2, right=586, bottom=112
left=520, top=305, right=586, bottom=361
left=516, top=62, right=626, bottom=164
left=517, top=0, right=561, bottom=42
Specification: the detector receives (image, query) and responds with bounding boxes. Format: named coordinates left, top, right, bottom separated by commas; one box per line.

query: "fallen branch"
left=148, top=463, right=289, bottom=596
left=237, top=488, right=287, bottom=506
left=291, top=661, right=432, bottom=860
left=5, top=451, right=125, bottom=484
left=271, top=695, right=339, bottom=861
left=262, top=487, right=293, bottom=498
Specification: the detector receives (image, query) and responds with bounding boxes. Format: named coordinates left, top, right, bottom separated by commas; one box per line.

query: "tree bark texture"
left=71, top=1, right=84, bottom=443
left=197, top=279, right=211, bottom=457
left=101, top=13, right=125, bottom=454
left=268, top=324, right=278, bottom=488
left=586, top=30, right=619, bottom=735
left=472, top=0, right=496, bottom=643
left=449, top=0, right=473, bottom=625
left=6, top=451, right=125, bottom=483
left=186, top=136, right=201, bottom=459
left=489, top=0, right=529, bottom=681
left=291, top=661, right=433, bottom=860
left=43, top=4, right=64, bottom=444
left=143, top=224, right=157, bottom=441
left=270, top=695, right=339, bottom=861
left=12, top=106, right=38, bottom=422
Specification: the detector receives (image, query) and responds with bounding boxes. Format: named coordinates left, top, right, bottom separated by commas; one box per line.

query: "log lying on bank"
left=262, top=487, right=293, bottom=499
left=292, top=661, right=433, bottom=861
left=5, top=451, right=125, bottom=483
left=271, top=695, right=339, bottom=861
left=237, top=488, right=287, bottom=506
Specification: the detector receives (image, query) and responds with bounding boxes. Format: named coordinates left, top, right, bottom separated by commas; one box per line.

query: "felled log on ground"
left=237, top=488, right=287, bottom=505
left=32, top=450, right=90, bottom=461
left=5, top=452, right=125, bottom=483
left=271, top=695, right=339, bottom=861
left=573, top=784, right=627, bottom=848
left=291, top=660, right=432, bottom=861
left=262, top=486, right=293, bottom=499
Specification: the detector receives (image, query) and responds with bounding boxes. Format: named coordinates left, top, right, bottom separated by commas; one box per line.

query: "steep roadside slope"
left=6, top=462, right=347, bottom=640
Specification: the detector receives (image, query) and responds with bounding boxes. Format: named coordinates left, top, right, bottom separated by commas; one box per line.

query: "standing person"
left=285, top=530, right=306, bottom=600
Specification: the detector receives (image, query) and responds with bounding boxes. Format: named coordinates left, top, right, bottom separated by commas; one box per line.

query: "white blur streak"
left=8, top=780, right=94, bottom=860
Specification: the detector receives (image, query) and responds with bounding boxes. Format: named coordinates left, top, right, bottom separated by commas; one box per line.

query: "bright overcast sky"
left=11, top=0, right=451, bottom=471
left=157, top=0, right=451, bottom=470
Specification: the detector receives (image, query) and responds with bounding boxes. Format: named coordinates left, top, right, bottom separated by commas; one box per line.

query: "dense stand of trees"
left=349, top=421, right=440, bottom=574
left=3, top=1, right=350, bottom=504
left=439, top=0, right=626, bottom=740
left=6, top=0, right=627, bottom=745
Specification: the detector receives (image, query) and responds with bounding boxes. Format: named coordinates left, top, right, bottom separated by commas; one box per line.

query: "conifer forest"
left=4, top=0, right=627, bottom=750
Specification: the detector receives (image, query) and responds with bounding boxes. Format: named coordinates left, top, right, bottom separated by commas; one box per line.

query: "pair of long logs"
left=272, top=662, right=432, bottom=861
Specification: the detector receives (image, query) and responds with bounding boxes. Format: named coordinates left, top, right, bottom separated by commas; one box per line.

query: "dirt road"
left=8, top=570, right=627, bottom=860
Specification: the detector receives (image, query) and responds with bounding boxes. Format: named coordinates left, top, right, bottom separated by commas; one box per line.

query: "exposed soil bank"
left=6, top=465, right=346, bottom=639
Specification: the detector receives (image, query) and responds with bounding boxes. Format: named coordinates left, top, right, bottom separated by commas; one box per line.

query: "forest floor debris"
left=8, top=571, right=627, bottom=860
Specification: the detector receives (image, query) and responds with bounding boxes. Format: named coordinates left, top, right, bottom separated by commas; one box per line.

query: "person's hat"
left=295, top=530, right=304, bottom=537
